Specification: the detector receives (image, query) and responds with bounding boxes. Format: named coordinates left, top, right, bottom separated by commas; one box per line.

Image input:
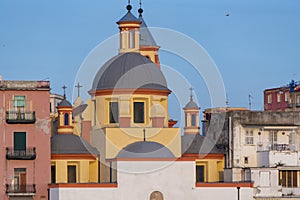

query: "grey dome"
left=92, top=52, right=169, bottom=91
left=117, top=11, right=140, bottom=24
left=57, top=99, right=72, bottom=107
left=117, top=141, right=175, bottom=158
left=184, top=100, right=199, bottom=109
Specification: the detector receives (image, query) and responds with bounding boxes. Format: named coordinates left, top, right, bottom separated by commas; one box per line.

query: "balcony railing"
left=6, top=184, right=36, bottom=195
left=6, top=111, right=36, bottom=124
left=271, top=144, right=289, bottom=151
left=6, top=147, right=36, bottom=160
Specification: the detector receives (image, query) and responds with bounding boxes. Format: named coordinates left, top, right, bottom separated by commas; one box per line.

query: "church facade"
left=49, top=3, right=253, bottom=200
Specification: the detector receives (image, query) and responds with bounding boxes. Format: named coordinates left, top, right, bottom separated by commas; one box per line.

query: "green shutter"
left=14, top=96, right=26, bottom=107
left=14, top=132, right=26, bottom=151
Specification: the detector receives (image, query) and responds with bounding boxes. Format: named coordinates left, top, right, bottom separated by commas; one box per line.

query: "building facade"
left=264, top=80, right=300, bottom=111
left=204, top=109, right=300, bottom=199
left=0, top=80, right=51, bottom=200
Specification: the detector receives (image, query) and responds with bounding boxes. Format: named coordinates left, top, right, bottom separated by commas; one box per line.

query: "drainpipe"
left=228, top=116, right=232, bottom=168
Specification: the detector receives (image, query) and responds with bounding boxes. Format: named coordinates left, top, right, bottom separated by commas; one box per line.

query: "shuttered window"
left=14, top=132, right=26, bottom=151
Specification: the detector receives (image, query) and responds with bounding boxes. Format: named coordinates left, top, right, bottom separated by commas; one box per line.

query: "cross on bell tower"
left=62, top=85, right=67, bottom=99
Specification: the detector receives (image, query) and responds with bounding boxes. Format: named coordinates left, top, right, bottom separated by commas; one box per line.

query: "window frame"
left=245, top=130, right=254, bottom=145
left=196, top=165, right=205, bottom=183
left=285, top=92, right=289, bottom=102
left=191, top=114, right=196, bottom=127
left=64, top=113, right=69, bottom=125
left=267, top=94, right=272, bottom=104
left=277, top=93, right=281, bottom=103
left=14, top=132, right=26, bottom=151
left=67, top=165, right=77, bottom=183
left=133, top=101, right=145, bottom=124
left=13, top=95, right=26, bottom=108
left=280, top=170, right=298, bottom=187
left=109, top=101, right=119, bottom=124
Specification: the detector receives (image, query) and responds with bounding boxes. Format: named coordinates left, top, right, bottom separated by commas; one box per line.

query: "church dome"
left=117, top=141, right=175, bottom=158
left=92, top=52, right=169, bottom=91
left=57, top=99, right=72, bottom=107
left=184, top=100, right=199, bottom=109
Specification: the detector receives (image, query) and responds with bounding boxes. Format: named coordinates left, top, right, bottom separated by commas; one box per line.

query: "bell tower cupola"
left=57, top=86, right=73, bottom=134
left=117, top=1, right=141, bottom=53
left=183, top=88, right=200, bottom=135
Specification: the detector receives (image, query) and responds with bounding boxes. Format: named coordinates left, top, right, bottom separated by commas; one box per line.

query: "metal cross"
left=62, top=85, right=67, bottom=99
left=75, top=82, right=83, bottom=98
left=189, top=87, right=194, bottom=101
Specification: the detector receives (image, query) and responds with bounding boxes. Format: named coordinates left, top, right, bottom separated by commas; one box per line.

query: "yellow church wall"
left=140, top=50, right=157, bottom=65
left=55, top=160, right=67, bottom=183
left=105, top=127, right=181, bottom=159
left=196, top=158, right=224, bottom=182
left=95, top=94, right=170, bottom=128
left=73, top=115, right=82, bottom=136
left=52, top=159, right=99, bottom=183
left=82, top=99, right=94, bottom=124
left=89, top=161, right=98, bottom=182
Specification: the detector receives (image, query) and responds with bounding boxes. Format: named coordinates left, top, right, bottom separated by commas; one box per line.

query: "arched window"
left=150, top=191, right=163, bottom=200
left=64, top=113, right=69, bottom=125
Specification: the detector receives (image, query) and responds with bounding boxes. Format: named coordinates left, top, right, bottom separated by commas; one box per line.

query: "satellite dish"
left=73, top=104, right=88, bottom=116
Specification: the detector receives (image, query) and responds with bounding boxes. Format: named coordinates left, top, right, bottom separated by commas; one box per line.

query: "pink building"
left=0, top=79, right=51, bottom=200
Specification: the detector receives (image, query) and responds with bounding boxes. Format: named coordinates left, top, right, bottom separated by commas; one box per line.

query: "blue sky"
left=1, top=0, right=300, bottom=115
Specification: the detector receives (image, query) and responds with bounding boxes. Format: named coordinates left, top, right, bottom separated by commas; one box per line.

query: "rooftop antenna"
left=225, top=93, right=229, bottom=108
left=62, top=85, right=67, bottom=99
left=75, top=82, right=83, bottom=98
left=248, top=94, right=253, bottom=110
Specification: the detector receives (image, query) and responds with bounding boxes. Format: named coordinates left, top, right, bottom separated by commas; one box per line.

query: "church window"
left=150, top=191, right=164, bottom=200
left=109, top=102, right=119, bottom=123
left=129, top=30, right=135, bottom=49
left=51, top=165, right=56, bottom=183
left=134, top=102, right=144, bottom=123
left=196, top=165, right=205, bottom=182
left=67, top=165, right=77, bottom=183
left=191, top=114, right=196, bottom=126
left=64, top=113, right=69, bottom=125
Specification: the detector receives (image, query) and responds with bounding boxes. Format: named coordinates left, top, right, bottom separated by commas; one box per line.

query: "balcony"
left=6, top=147, right=36, bottom=160
left=6, top=184, right=36, bottom=196
left=6, top=111, right=36, bottom=124
left=271, top=144, right=289, bottom=151
left=257, top=144, right=298, bottom=167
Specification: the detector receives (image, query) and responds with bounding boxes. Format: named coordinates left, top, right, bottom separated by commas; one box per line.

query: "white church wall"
left=50, top=160, right=254, bottom=200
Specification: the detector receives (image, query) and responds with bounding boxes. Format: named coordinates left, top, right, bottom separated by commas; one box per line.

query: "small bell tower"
left=138, top=1, right=161, bottom=67
left=183, top=88, right=200, bottom=135
left=117, top=1, right=141, bottom=53
left=57, top=86, right=73, bottom=134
